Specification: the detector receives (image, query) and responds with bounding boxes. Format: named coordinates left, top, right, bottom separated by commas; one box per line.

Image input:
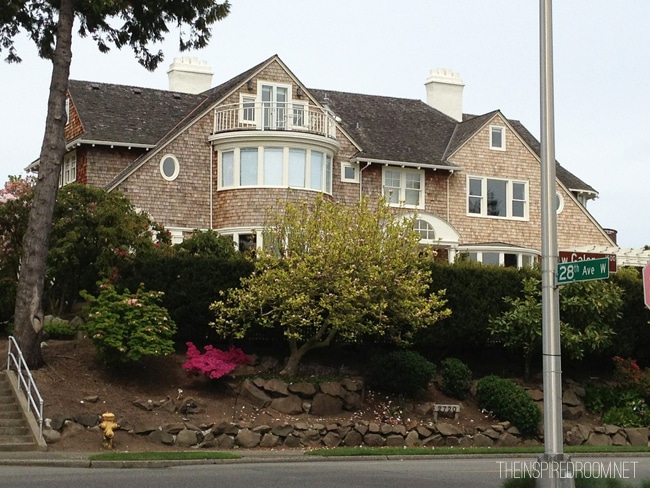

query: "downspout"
left=446, top=170, right=453, bottom=221
left=359, top=161, right=372, bottom=201
left=209, top=144, right=214, bottom=229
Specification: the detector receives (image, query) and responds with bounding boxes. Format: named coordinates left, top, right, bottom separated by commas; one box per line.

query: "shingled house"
left=50, top=54, right=615, bottom=266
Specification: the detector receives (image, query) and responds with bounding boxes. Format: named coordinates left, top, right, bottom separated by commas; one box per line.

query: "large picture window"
left=382, top=168, right=424, bottom=209
left=218, top=145, right=333, bottom=194
left=468, top=176, right=528, bottom=219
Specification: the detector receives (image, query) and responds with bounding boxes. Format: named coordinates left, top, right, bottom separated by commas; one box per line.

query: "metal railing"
left=213, top=102, right=337, bottom=139
left=6, top=336, right=44, bottom=438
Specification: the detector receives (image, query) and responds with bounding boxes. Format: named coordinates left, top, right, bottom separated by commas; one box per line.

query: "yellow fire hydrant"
left=99, top=412, right=119, bottom=449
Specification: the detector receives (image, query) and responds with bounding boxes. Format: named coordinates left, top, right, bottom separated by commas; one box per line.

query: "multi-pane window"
left=490, top=125, right=505, bottom=150
left=466, top=251, right=537, bottom=268
left=382, top=168, right=424, bottom=208
left=59, top=153, right=77, bottom=187
left=415, top=219, right=435, bottom=241
left=468, top=176, right=528, bottom=219
left=219, top=146, right=332, bottom=194
left=241, top=96, right=256, bottom=124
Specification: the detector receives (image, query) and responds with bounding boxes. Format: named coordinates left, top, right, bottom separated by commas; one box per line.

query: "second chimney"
left=424, top=68, right=464, bottom=122
left=167, top=57, right=213, bottom=94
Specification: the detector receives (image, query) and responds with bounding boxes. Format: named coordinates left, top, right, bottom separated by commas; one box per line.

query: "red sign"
left=643, top=263, right=650, bottom=310
left=559, top=251, right=617, bottom=273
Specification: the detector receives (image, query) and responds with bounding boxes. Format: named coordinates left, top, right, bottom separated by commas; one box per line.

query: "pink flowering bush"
left=182, top=343, right=251, bottom=379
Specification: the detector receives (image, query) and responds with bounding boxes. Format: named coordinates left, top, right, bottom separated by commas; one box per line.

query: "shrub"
left=43, top=317, right=76, bottom=340
left=182, top=343, right=251, bottom=379
left=439, top=357, right=473, bottom=400
left=602, top=399, right=650, bottom=428
left=81, top=282, right=176, bottom=365
left=476, top=375, right=541, bottom=437
left=367, top=350, right=436, bottom=396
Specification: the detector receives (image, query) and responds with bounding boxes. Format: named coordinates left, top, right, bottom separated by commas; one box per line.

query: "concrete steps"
left=0, top=372, right=38, bottom=451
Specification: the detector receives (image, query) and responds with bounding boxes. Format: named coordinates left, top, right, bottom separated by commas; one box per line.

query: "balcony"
left=213, top=102, right=337, bottom=140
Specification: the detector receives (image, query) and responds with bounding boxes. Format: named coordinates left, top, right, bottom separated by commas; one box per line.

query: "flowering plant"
left=81, top=282, right=176, bottom=365
left=182, top=343, right=250, bottom=379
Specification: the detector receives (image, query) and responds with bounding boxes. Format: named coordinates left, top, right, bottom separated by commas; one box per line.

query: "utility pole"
left=538, top=0, right=574, bottom=486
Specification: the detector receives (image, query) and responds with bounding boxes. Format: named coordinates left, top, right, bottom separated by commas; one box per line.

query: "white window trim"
left=467, top=175, right=529, bottom=220
left=160, top=154, right=180, bottom=181
left=489, top=125, right=506, bottom=151
left=238, top=94, right=257, bottom=126
left=382, top=167, right=425, bottom=209
left=463, top=249, right=538, bottom=268
left=217, top=145, right=333, bottom=194
left=59, top=152, right=77, bottom=187
left=556, top=191, right=565, bottom=214
left=341, top=162, right=359, bottom=183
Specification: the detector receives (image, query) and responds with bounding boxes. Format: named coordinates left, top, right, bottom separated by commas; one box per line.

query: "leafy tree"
left=210, top=196, right=451, bottom=376
left=489, top=276, right=622, bottom=379
left=0, top=176, right=34, bottom=328
left=1, top=0, right=230, bottom=367
left=47, top=184, right=170, bottom=314
left=174, top=229, right=238, bottom=258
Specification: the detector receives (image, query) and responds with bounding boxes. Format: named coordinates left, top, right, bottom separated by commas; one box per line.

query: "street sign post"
left=556, top=257, right=609, bottom=286
left=642, top=263, right=650, bottom=308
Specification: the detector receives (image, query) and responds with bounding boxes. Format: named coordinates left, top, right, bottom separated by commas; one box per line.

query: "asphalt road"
left=1, top=457, right=649, bottom=488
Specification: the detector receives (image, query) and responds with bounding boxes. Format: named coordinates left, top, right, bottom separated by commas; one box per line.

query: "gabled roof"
left=508, top=119, right=597, bottom=196
left=67, top=80, right=205, bottom=146
left=309, top=89, right=460, bottom=170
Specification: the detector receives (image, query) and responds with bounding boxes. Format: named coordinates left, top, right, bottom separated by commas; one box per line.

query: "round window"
left=556, top=192, right=564, bottom=214
left=160, top=154, right=179, bottom=181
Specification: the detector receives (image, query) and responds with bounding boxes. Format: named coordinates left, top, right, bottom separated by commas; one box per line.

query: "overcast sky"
left=1, top=1, right=648, bottom=248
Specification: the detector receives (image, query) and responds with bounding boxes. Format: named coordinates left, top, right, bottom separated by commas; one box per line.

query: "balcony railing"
left=213, top=102, right=337, bottom=139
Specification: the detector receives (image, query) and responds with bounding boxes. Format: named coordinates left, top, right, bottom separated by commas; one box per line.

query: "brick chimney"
left=424, top=69, right=465, bottom=122
left=167, top=57, right=213, bottom=94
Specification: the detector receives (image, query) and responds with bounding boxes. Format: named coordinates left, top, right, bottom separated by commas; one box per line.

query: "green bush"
left=476, top=375, right=541, bottom=437
left=43, top=317, right=76, bottom=340
left=440, top=357, right=473, bottom=400
left=602, top=399, right=650, bottom=427
left=367, top=350, right=436, bottom=396
left=81, top=282, right=177, bottom=365
left=584, top=383, right=639, bottom=414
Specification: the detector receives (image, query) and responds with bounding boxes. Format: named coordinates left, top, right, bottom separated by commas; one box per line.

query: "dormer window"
left=490, top=125, right=505, bottom=150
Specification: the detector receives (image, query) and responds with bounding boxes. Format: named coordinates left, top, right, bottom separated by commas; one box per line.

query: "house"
left=50, top=54, right=622, bottom=266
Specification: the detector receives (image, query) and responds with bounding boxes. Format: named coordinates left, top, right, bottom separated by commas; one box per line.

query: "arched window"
left=415, top=218, right=435, bottom=241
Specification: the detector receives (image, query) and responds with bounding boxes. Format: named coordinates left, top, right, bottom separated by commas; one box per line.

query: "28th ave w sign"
left=557, top=257, right=610, bottom=285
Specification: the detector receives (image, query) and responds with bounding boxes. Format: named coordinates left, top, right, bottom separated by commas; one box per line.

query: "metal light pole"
left=538, top=0, right=574, bottom=486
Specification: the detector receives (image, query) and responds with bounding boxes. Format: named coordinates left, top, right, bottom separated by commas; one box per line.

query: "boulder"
left=259, top=433, right=280, bottom=448
left=271, top=423, right=294, bottom=437
left=473, top=433, right=493, bottom=447
left=49, top=413, right=67, bottom=431
left=528, top=389, right=544, bottom=402
left=310, top=393, right=343, bottom=416
left=586, top=432, right=611, bottom=446
left=149, top=429, right=175, bottom=445
left=343, top=391, right=363, bottom=411
left=215, top=433, right=235, bottom=449
left=270, top=394, right=303, bottom=415
left=436, top=422, right=462, bottom=437
left=323, top=431, right=342, bottom=448
left=341, top=378, right=363, bottom=392
left=236, top=428, right=261, bottom=448
left=74, top=413, right=99, bottom=428
left=363, top=433, right=385, bottom=447
left=240, top=380, right=272, bottom=408
left=176, top=429, right=198, bottom=447
left=320, top=382, right=346, bottom=398
left=288, top=382, right=317, bottom=398
left=42, top=427, right=61, bottom=444
left=343, top=430, right=363, bottom=447
left=498, top=433, right=520, bottom=447
left=625, top=427, right=649, bottom=447
left=263, top=378, right=289, bottom=397
left=562, top=389, right=582, bottom=407
left=386, top=434, right=405, bottom=447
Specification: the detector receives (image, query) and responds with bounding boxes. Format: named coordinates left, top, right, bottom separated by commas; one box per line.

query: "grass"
left=307, top=445, right=650, bottom=457
left=503, top=477, right=650, bottom=487
left=89, top=451, right=240, bottom=461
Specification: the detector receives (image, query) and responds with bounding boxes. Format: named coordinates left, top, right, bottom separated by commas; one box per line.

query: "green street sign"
left=556, top=257, right=610, bottom=285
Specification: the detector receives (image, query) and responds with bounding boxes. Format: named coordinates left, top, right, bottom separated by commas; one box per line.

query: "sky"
left=0, top=0, right=648, bottom=248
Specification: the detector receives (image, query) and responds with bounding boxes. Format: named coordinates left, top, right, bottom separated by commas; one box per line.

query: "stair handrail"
left=6, top=336, right=44, bottom=438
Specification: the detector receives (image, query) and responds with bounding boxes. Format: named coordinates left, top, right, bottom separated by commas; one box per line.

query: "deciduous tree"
left=489, top=276, right=622, bottom=379
left=1, top=0, right=230, bottom=367
left=210, top=197, right=451, bottom=376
